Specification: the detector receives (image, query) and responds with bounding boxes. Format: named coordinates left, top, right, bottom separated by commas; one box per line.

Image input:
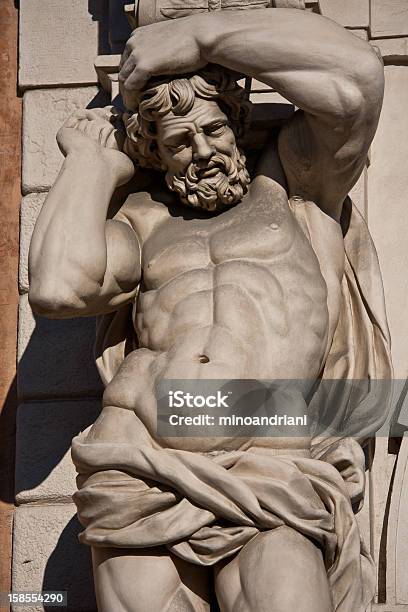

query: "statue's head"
left=124, top=66, right=251, bottom=212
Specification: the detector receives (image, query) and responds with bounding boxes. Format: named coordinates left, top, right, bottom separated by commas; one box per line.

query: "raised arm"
left=28, top=107, right=140, bottom=319
left=119, top=9, right=384, bottom=218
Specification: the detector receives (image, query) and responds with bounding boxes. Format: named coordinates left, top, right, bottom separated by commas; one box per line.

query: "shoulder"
left=114, top=186, right=174, bottom=245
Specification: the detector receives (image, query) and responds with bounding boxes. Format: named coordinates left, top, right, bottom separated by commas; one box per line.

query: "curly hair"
left=123, top=66, right=252, bottom=170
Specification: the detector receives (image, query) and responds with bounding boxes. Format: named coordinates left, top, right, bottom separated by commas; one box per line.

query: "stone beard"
left=123, top=68, right=252, bottom=212
left=164, top=147, right=250, bottom=212
left=125, top=111, right=251, bottom=212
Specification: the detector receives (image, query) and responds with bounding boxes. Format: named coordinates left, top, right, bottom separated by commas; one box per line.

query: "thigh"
left=214, top=527, right=333, bottom=612
left=92, top=546, right=211, bottom=612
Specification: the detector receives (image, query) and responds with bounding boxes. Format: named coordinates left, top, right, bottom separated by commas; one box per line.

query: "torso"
left=104, top=173, right=345, bottom=452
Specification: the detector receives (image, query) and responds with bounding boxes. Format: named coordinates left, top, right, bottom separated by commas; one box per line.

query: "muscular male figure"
left=29, top=9, right=391, bottom=612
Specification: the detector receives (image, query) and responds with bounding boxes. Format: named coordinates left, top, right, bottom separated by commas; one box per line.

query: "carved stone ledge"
left=94, top=55, right=122, bottom=100
left=319, top=0, right=369, bottom=29
left=124, top=0, right=316, bottom=28
left=372, top=38, right=408, bottom=66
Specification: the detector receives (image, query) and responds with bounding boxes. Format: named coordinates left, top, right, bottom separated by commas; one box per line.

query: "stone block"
left=371, top=0, right=408, bottom=38
left=12, top=504, right=96, bottom=611
left=319, top=0, right=369, bottom=28
left=19, top=0, right=106, bottom=88
left=367, top=66, right=408, bottom=378
left=17, top=294, right=103, bottom=399
left=19, top=193, right=47, bottom=293
left=349, top=28, right=369, bottom=41
left=250, top=90, right=291, bottom=105
left=22, top=87, right=101, bottom=193
left=372, top=37, right=408, bottom=65
left=15, top=400, right=100, bottom=504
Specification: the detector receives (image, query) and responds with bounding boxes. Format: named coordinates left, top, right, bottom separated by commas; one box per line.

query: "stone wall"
left=1, top=0, right=21, bottom=605
left=14, top=1, right=408, bottom=610
left=15, top=3, right=118, bottom=609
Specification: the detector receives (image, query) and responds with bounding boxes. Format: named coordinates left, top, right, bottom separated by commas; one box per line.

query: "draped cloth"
left=71, top=198, right=393, bottom=612
left=73, top=443, right=375, bottom=611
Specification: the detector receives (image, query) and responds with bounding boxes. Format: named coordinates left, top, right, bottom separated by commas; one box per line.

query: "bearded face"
left=165, top=148, right=250, bottom=212
left=156, top=97, right=250, bottom=212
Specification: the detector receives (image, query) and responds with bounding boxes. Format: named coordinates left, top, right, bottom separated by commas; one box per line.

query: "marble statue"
left=28, top=5, right=393, bottom=611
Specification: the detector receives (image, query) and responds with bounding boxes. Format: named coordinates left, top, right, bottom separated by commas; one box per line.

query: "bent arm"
left=199, top=10, right=383, bottom=216
left=29, top=120, right=139, bottom=319
left=120, top=9, right=384, bottom=216
left=195, top=10, right=381, bottom=124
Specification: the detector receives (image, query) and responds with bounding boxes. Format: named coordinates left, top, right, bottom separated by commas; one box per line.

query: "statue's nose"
left=192, top=133, right=215, bottom=161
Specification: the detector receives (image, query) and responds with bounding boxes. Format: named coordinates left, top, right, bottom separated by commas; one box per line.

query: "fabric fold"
left=72, top=439, right=374, bottom=611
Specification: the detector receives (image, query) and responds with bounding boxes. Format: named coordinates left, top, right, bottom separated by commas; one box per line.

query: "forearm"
left=197, top=9, right=382, bottom=117
left=29, top=153, right=119, bottom=310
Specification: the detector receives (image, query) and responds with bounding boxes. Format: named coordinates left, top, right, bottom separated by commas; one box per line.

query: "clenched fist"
left=57, top=106, right=134, bottom=185
left=119, top=17, right=207, bottom=108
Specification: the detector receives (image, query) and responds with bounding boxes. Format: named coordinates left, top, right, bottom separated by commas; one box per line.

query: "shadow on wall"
left=11, top=310, right=103, bottom=611
left=15, top=307, right=103, bottom=492
left=2, top=3, right=130, bottom=608
left=7, top=82, right=123, bottom=608
left=43, top=515, right=96, bottom=612
left=88, top=0, right=132, bottom=55
left=14, top=85, right=110, bottom=495
left=88, top=0, right=111, bottom=55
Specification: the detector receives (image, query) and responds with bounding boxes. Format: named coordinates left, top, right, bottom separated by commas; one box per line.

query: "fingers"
left=119, top=57, right=150, bottom=98
left=119, top=33, right=135, bottom=71
left=98, top=124, right=120, bottom=149
left=63, top=106, right=121, bottom=128
left=62, top=110, right=87, bottom=128
left=119, top=39, right=152, bottom=102
left=91, top=106, right=121, bottom=121
left=119, top=50, right=139, bottom=83
left=58, top=105, right=126, bottom=150
left=97, top=124, right=110, bottom=146
left=120, top=85, right=142, bottom=113
left=82, top=120, right=97, bottom=138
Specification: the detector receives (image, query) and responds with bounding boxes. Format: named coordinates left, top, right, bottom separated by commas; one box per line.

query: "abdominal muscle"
left=104, top=252, right=331, bottom=453
left=102, top=172, right=346, bottom=453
